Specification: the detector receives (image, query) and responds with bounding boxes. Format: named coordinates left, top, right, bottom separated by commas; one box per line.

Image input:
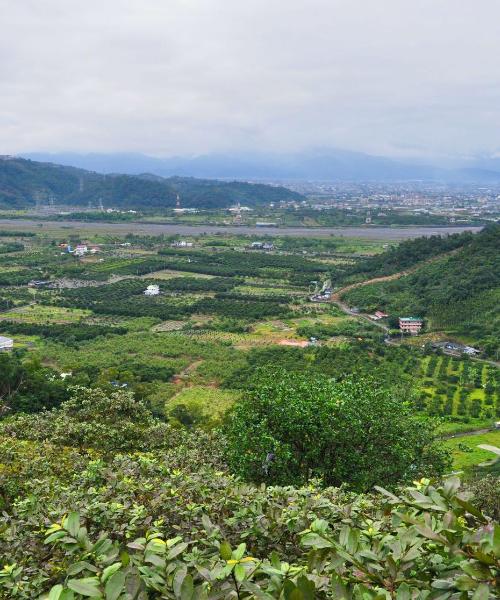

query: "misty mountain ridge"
left=21, top=149, right=500, bottom=183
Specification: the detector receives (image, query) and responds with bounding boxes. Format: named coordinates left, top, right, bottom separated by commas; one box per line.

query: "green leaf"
left=101, top=563, right=122, bottom=584
left=173, top=566, right=188, bottom=597
left=105, top=570, right=125, bottom=600
left=396, top=583, right=411, bottom=600
left=180, top=574, right=194, bottom=600
left=220, top=541, right=232, bottom=561
left=472, top=584, right=490, bottom=600
left=455, top=498, right=486, bottom=522
left=233, top=543, right=246, bottom=560
left=67, top=562, right=98, bottom=577
left=234, top=564, right=246, bottom=582
left=241, top=581, right=275, bottom=600
left=431, top=580, right=454, bottom=590
left=48, top=585, right=64, bottom=600
left=66, top=512, right=80, bottom=538
left=492, top=523, right=500, bottom=557
left=167, top=542, right=188, bottom=561
left=301, top=532, right=334, bottom=549
left=67, top=578, right=101, bottom=597
left=45, top=530, right=67, bottom=544
left=296, top=575, right=315, bottom=600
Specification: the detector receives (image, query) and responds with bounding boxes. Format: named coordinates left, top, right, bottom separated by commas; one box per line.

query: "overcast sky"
left=1, top=0, right=500, bottom=159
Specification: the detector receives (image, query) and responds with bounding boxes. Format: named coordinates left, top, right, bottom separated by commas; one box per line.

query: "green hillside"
left=341, top=224, right=500, bottom=355
left=0, top=156, right=303, bottom=210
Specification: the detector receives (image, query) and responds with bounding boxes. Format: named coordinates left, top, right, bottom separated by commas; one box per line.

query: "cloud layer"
left=1, top=0, right=500, bottom=158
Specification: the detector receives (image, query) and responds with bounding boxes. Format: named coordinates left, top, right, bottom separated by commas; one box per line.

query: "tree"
left=0, top=351, right=69, bottom=414
left=224, top=370, right=450, bottom=490
left=2, top=386, right=180, bottom=453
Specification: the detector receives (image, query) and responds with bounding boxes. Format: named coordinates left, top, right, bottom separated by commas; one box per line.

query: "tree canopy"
left=224, top=370, right=451, bottom=490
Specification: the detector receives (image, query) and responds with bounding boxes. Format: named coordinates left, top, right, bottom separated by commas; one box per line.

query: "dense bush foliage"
left=2, top=386, right=187, bottom=453
left=0, top=241, right=23, bottom=253
left=224, top=371, right=450, bottom=490
left=0, top=321, right=128, bottom=343
left=0, top=351, right=70, bottom=414
left=158, top=248, right=329, bottom=279
left=0, top=425, right=497, bottom=597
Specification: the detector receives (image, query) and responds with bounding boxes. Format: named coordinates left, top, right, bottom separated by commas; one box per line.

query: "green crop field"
left=166, top=386, right=240, bottom=426
left=443, top=430, right=500, bottom=470
left=0, top=304, right=91, bottom=323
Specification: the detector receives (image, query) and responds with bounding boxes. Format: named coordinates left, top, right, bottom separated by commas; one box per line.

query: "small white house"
left=74, top=244, right=88, bottom=256
left=0, top=336, right=14, bottom=351
left=144, top=284, right=160, bottom=296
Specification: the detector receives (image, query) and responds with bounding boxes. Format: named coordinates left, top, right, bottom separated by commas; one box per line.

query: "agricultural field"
left=443, top=430, right=500, bottom=470
left=0, top=227, right=498, bottom=468
left=0, top=304, right=91, bottom=324
left=416, top=354, right=499, bottom=423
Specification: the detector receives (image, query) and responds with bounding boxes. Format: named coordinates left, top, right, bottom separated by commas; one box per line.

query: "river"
left=0, top=219, right=482, bottom=240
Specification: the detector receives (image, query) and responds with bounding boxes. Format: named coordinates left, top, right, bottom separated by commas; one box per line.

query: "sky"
left=1, top=0, right=500, bottom=160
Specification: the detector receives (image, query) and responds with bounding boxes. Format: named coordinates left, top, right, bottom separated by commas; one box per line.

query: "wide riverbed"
left=0, top=219, right=482, bottom=240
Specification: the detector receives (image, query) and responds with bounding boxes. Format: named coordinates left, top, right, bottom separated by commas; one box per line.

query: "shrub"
left=224, top=370, right=451, bottom=490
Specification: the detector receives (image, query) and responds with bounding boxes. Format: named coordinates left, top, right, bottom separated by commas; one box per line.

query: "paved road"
left=0, top=219, right=482, bottom=240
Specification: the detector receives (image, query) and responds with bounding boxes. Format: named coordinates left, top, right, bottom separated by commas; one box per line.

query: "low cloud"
left=1, top=0, right=500, bottom=159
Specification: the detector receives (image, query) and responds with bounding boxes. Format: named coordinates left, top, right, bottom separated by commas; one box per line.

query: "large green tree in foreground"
left=224, top=371, right=450, bottom=490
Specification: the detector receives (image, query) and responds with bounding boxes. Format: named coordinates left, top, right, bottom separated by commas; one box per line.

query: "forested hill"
left=0, top=156, right=303, bottom=209
left=341, top=224, right=500, bottom=355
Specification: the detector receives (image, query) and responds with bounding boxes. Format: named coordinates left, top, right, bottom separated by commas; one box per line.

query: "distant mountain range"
left=0, top=157, right=303, bottom=210
left=21, top=149, right=500, bottom=183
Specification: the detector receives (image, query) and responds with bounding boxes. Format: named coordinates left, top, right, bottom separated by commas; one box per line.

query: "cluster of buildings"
left=431, top=341, right=480, bottom=356
left=59, top=243, right=101, bottom=257
left=170, top=240, right=193, bottom=248
left=310, top=280, right=333, bottom=302
left=248, top=241, right=274, bottom=251
left=277, top=181, right=499, bottom=223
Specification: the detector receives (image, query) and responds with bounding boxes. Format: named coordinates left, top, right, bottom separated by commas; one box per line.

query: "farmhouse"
left=144, top=284, right=160, bottom=296
left=249, top=241, right=274, bottom=251
left=399, top=317, right=423, bottom=335
left=0, top=336, right=14, bottom=351
left=74, top=244, right=88, bottom=256
left=370, top=310, right=389, bottom=321
left=432, top=341, right=481, bottom=356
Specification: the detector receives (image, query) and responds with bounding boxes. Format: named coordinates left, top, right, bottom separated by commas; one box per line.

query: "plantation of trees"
left=0, top=227, right=498, bottom=598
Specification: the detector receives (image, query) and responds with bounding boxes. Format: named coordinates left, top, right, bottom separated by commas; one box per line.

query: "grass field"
left=443, top=430, right=500, bottom=470
left=166, top=386, right=240, bottom=425
left=0, top=304, right=91, bottom=323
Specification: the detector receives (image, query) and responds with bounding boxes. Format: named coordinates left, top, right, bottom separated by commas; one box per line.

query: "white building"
left=74, top=244, right=88, bottom=256
left=0, top=336, right=14, bottom=351
left=144, top=284, right=160, bottom=296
